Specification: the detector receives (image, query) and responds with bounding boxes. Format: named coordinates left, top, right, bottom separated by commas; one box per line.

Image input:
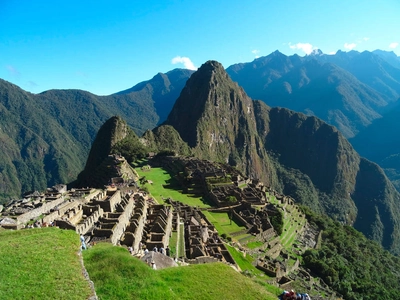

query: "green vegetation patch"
left=202, top=211, right=249, bottom=240
left=246, top=241, right=264, bottom=249
left=0, top=228, right=92, bottom=300
left=225, top=244, right=263, bottom=276
left=84, top=243, right=277, bottom=300
left=136, top=166, right=211, bottom=208
left=301, top=206, right=400, bottom=299
left=168, top=231, right=178, bottom=258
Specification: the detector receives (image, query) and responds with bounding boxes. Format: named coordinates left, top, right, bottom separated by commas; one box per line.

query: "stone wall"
left=110, top=197, right=135, bottom=245
left=42, top=200, right=80, bottom=224
left=16, top=196, right=66, bottom=225
left=76, top=205, right=104, bottom=235
left=187, top=256, right=219, bottom=264
left=68, top=207, right=84, bottom=225
left=254, top=227, right=276, bottom=242
left=121, top=196, right=148, bottom=250
left=91, top=190, right=121, bottom=212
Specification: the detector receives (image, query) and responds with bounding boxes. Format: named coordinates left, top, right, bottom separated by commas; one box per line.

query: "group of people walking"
left=151, top=245, right=170, bottom=256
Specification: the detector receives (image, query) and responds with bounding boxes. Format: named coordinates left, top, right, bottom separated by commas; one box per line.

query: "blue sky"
left=1, top=0, right=399, bottom=95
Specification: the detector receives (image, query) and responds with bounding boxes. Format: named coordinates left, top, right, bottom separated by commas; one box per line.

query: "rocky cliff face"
left=164, top=61, right=277, bottom=184
left=152, top=60, right=400, bottom=254
left=77, top=116, right=132, bottom=187
left=254, top=103, right=360, bottom=223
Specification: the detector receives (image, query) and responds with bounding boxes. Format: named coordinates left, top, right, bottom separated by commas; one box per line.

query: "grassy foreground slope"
left=83, top=243, right=278, bottom=300
left=0, top=228, right=92, bottom=300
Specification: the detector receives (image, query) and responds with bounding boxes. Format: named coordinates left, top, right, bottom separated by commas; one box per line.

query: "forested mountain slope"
left=0, top=69, right=191, bottom=201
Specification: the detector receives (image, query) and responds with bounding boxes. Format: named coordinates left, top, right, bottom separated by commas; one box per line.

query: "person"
left=296, top=293, right=311, bottom=300
left=159, top=247, right=165, bottom=255
left=166, top=246, right=170, bottom=257
left=279, top=290, right=310, bottom=300
left=128, top=246, right=133, bottom=255
left=80, top=235, right=87, bottom=250
left=144, top=248, right=149, bottom=254
left=153, top=246, right=158, bottom=252
left=151, top=261, right=157, bottom=270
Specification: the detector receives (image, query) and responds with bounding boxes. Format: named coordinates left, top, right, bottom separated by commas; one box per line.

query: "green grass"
left=246, top=241, right=264, bottom=249
left=169, top=231, right=178, bottom=257
left=225, top=244, right=264, bottom=276
left=266, top=193, right=278, bottom=205
left=202, top=211, right=250, bottom=241
left=84, top=243, right=278, bottom=300
left=0, top=228, right=92, bottom=300
left=178, top=222, right=185, bottom=258
left=136, top=167, right=211, bottom=208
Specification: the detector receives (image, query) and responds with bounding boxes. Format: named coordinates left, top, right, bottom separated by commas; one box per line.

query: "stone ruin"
left=167, top=199, right=236, bottom=265
left=120, top=194, right=148, bottom=253
left=156, top=156, right=268, bottom=208
left=0, top=153, right=323, bottom=286
left=142, top=204, right=173, bottom=251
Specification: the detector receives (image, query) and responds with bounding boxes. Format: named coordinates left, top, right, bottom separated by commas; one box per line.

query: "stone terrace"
left=167, top=199, right=236, bottom=265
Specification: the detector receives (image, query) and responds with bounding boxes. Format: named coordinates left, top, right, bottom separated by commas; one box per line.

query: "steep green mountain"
left=0, top=80, right=85, bottom=200
left=0, top=69, right=192, bottom=202
left=142, top=125, right=191, bottom=156
left=76, top=116, right=144, bottom=187
left=163, top=60, right=277, bottom=186
left=0, top=80, right=151, bottom=201
left=226, top=51, right=387, bottom=138
left=145, top=60, right=400, bottom=254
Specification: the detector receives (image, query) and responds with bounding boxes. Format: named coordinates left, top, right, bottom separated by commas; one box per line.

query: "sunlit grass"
left=246, top=241, right=264, bottom=249
left=83, top=243, right=279, bottom=300
left=136, top=167, right=211, bottom=208
left=0, top=228, right=92, bottom=300
left=202, top=211, right=249, bottom=237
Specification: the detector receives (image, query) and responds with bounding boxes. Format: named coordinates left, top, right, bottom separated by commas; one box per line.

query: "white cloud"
left=171, top=56, right=197, bottom=70
left=251, top=49, right=260, bottom=58
left=389, top=42, right=399, bottom=49
left=288, top=42, right=315, bottom=55
left=329, top=51, right=337, bottom=55
left=344, top=43, right=357, bottom=50
left=363, top=37, right=370, bottom=41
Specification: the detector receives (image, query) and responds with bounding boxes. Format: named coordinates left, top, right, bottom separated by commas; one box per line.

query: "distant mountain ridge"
left=116, top=68, right=194, bottom=124
left=226, top=49, right=400, bottom=138
left=309, top=49, right=400, bottom=103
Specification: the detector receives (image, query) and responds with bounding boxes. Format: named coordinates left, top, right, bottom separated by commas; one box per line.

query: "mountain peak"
left=308, top=49, right=323, bottom=56
left=196, top=60, right=225, bottom=74
left=165, top=59, right=252, bottom=148
left=81, top=116, right=129, bottom=174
